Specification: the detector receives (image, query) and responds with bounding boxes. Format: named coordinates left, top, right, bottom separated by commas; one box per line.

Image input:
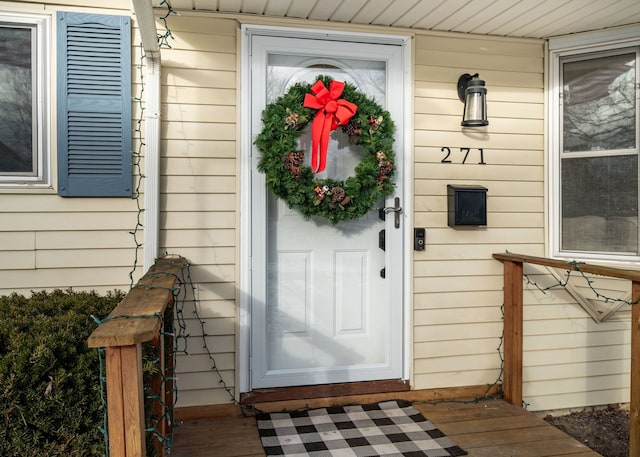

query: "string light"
left=128, top=38, right=146, bottom=289
left=157, top=0, right=177, bottom=49
left=94, top=256, right=186, bottom=455
left=524, top=260, right=639, bottom=306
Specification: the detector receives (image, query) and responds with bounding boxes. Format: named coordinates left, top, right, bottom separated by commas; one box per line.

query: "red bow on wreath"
left=303, top=79, right=358, bottom=173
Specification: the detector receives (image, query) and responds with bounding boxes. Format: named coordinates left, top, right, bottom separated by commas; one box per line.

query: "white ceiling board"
left=156, top=0, right=640, bottom=39
left=432, top=0, right=496, bottom=33
left=193, top=0, right=216, bottom=10
left=595, top=5, right=640, bottom=30
left=285, top=0, right=317, bottom=19
left=239, top=0, right=268, bottom=14
left=370, top=0, right=425, bottom=27
left=309, top=0, right=342, bottom=21
left=389, top=0, right=442, bottom=28
left=409, top=1, right=474, bottom=30
left=330, top=0, right=368, bottom=23
left=350, top=0, right=399, bottom=25
left=470, top=1, right=551, bottom=36
left=515, top=0, right=605, bottom=38
left=495, top=0, right=574, bottom=37
left=534, top=1, right=626, bottom=38
left=263, top=0, right=292, bottom=16
left=218, top=0, right=241, bottom=12
left=447, top=0, right=523, bottom=34
left=167, top=0, right=195, bottom=10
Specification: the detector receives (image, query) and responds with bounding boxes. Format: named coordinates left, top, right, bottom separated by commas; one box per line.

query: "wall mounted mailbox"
left=447, top=185, right=487, bottom=227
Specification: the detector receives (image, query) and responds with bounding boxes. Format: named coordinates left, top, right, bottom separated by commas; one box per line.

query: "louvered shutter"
left=57, top=12, right=132, bottom=197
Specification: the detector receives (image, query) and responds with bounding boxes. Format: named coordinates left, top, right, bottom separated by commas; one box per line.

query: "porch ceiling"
left=156, top=0, right=640, bottom=39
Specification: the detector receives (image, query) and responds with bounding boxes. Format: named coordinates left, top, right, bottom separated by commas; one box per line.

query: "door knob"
left=380, top=197, right=402, bottom=228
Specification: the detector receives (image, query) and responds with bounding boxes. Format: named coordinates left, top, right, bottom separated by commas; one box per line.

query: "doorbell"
left=414, top=228, right=426, bottom=251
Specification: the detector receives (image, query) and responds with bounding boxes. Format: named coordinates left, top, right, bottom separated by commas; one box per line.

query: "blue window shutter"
left=57, top=12, right=132, bottom=197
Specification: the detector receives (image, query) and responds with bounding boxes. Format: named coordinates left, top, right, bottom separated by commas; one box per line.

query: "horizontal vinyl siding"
left=412, top=31, right=631, bottom=412
left=411, top=32, right=545, bottom=400
left=0, top=1, right=139, bottom=297
left=157, top=13, right=237, bottom=408
left=521, top=268, right=632, bottom=410
left=3, top=3, right=633, bottom=414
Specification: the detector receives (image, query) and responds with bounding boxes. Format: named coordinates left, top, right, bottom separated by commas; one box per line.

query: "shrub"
left=0, top=289, right=124, bottom=457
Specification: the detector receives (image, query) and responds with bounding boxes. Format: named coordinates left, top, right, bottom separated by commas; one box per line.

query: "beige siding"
left=0, top=0, right=140, bottom=298
left=2, top=2, right=634, bottom=414
left=411, top=32, right=546, bottom=402
left=156, top=12, right=238, bottom=407
left=412, top=31, right=630, bottom=411
left=520, top=268, right=632, bottom=410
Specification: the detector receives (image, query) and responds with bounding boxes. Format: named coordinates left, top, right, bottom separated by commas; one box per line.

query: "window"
left=0, top=14, right=49, bottom=186
left=550, top=31, right=640, bottom=261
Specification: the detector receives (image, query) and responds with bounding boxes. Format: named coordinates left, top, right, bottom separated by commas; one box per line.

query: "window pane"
left=562, top=155, right=638, bottom=253
left=562, top=53, right=636, bottom=152
left=0, top=26, right=34, bottom=174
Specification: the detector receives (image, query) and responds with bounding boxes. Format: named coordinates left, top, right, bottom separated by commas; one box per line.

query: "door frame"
left=238, top=24, right=414, bottom=394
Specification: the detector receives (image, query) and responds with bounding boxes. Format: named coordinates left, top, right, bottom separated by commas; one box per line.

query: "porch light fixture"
left=457, top=73, right=488, bottom=127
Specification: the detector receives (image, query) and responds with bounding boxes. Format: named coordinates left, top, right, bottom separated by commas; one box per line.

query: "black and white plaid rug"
left=256, top=400, right=467, bottom=457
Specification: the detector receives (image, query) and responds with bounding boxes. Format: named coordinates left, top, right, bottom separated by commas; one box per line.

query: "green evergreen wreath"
left=255, top=75, right=396, bottom=224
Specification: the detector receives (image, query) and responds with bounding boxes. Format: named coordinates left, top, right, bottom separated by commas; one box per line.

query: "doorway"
left=242, top=27, right=410, bottom=390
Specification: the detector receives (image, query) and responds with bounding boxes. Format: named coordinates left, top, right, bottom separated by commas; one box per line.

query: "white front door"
left=248, top=32, right=405, bottom=389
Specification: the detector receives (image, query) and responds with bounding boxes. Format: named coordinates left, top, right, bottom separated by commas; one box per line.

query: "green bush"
left=0, top=289, right=124, bottom=457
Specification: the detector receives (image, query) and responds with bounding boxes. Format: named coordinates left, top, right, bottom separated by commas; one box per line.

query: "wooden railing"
left=493, top=252, right=640, bottom=457
left=88, top=256, right=187, bottom=457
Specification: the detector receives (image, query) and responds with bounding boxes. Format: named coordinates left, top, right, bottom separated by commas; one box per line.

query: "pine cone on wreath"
left=378, top=161, right=393, bottom=175
left=283, top=151, right=304, bottom=178
left=290, top=151, right=304, bottom=166
left=255, top=77, right=396, bottom=223
left=328, top=187, right=350, bottom=209
left=377, top=161, right=393, bottom=183
left=341, top=120, right=362, bottom=144
left=331, top=187, right=346, bottom=203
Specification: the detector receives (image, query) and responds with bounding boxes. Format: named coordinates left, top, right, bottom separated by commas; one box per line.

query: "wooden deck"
left=170, top=399, right=602, bottom=457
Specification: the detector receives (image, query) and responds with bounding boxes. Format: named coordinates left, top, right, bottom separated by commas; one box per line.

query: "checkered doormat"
left=256, top=400, right=467, bottom=457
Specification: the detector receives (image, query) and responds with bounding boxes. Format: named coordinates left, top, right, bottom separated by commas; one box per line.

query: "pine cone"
left=341, top=121, right=362, bottom=144
left=378, top=161, right=393, bottom=175
left=331, top=187, right=345, bottom=203
left=290, top=151, right=304, bottom=166
left=341, top=123, right=355, bottom=136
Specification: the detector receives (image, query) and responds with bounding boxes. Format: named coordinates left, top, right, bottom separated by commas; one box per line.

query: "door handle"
left=380, top=197, right=402, bottom=229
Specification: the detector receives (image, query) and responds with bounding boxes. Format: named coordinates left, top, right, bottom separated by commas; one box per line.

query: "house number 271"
left=441, top=147, right=486, bottom=165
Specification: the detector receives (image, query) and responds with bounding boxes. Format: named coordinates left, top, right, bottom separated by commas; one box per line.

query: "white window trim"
left=0, top=12, right=50, bottom=188
left=547, top=25, right=640, bottom=264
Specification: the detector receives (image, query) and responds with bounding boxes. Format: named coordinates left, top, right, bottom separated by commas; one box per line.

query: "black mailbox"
left=447, top=185, right=487, bottom=227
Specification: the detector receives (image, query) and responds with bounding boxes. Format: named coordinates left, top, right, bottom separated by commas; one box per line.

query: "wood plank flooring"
left=170, top=399, right=602, bottom=457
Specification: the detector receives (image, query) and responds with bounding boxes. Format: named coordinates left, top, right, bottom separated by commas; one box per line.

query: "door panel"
left=250, top=35, right=404, bottom=388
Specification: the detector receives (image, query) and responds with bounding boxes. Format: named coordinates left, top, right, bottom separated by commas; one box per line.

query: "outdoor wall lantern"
left=457, top=73, right=488, bottom=127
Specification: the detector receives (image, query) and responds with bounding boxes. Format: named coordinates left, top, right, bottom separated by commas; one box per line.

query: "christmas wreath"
left=255, top=75, right=396, bottom=224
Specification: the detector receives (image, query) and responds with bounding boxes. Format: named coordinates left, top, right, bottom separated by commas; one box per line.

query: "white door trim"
left=238, top=24, right=413, bottom=393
